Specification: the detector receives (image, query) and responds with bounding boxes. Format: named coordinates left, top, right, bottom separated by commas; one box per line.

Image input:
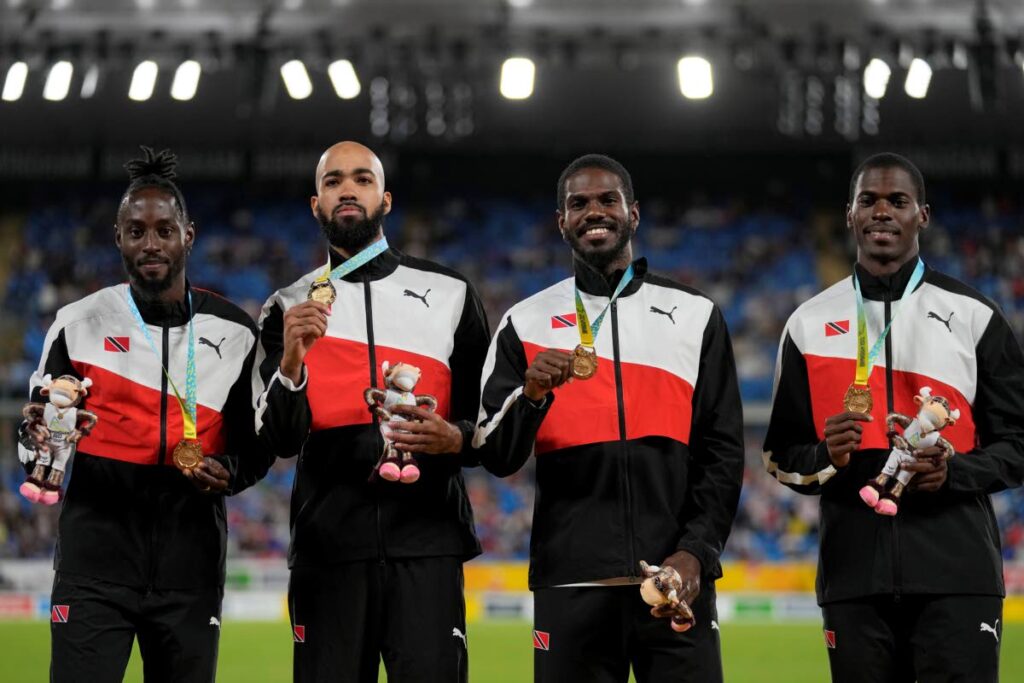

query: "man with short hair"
left=19, top=146, right=267, bottom=683
left=474, top=153, right=745, bottom=682
left=253, top=141, right=490, bottom=682
left=764, top=152, right=1024, bottom=682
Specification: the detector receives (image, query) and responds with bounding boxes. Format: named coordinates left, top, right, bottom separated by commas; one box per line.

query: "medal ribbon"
left=852, top=258, right=925, bottom=387
left=315, top=236, right=389, bottom=283
left=124, top=286, right=198, bottom=441
left=574, top=264, right=635, bottom=348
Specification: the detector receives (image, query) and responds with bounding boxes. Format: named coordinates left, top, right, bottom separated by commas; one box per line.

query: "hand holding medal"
left=524, top=349, right=574, bottom=401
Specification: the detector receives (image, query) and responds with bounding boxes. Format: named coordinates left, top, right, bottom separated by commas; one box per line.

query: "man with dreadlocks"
left=17, top=146, right=270, bottom=682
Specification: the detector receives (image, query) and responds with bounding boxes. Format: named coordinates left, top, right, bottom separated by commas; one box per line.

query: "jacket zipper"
left=364, top=279, right=386, bottom=566
left=149, top=323, right=171, bottom=593
left=884, top=293, right=902, bottom=601
left=611, top=301, right=636, bottom=579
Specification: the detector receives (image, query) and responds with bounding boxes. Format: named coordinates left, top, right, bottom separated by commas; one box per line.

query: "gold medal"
left=307, top=279, right=336, bottom=306
left=173, top=439, right=203, bottom=472
left=571, top=344, right=598, bottom=380
left=843, top=383, right=873, bottom=414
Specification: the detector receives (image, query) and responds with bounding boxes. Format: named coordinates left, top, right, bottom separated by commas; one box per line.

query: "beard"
left=316, top=200, right=387, bottom=254
left=122, top=251, right=186, bottom=298
left=564, top=217, right=635, bottom=272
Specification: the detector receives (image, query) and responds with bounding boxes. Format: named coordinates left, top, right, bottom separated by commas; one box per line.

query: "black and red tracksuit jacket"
left=25, top=284, right=268, bottom=590
left=764, top=259, right=1024, bottom=604
left=253, top=247, right=490, bottom=568
left=473, top=257, right=745, bottom=588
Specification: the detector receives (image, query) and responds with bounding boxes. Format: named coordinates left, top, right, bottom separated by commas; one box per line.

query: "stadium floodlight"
left=280, top=59, right=313, bottom=99
left=500, top=57, right=535, bottom=100
left=43, top=60, right=74, bottom=101
left=863, top=58, right=891, bottom=99
left=2, top=61, right=28, bottom=102
left=328, top=59, right=360, bottom=99
left=80, top=64, right=99, bottom=98
left=506, top=0, right=533, bottom=7
left=129, top=60, right=159, bottom=101
left=171, top=60, right=201, bottom=101
left=904, top=58, right=932, bottom=99
left=677, top=56, right=713, bottom=99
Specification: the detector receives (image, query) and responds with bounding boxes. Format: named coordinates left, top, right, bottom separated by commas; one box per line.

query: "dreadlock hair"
left=556, top=153, right=635, bottom=211
left=118, top=146, right=189, bottom=222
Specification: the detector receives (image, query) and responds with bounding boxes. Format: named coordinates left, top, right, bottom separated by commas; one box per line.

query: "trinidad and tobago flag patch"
left=532, top=630, right=550, bottom=651
left=824, top=320, right=850, bottom=337
left=824, top=629, right=836, bottom=649
left=51, top=605, right=70, bottom=623
left=293, top=625, right=305, bottom=643
left=550, top=313, right=577, bottom=329
left=103, top=336, right=131, bottom=352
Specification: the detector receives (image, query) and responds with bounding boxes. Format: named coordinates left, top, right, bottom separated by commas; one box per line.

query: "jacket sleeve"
left=762, top=327, right=840, bottom=495
left=675, top=306, right=745, bottom=580
left=472, top=314, right=552, bottom=477
left=447, top=279, right=491, bottom=466
left=947, top=309, right=1024, bottom=494
left=252, top=298, right=312, bottom=459
left=214, top=329, right=276, bottom=495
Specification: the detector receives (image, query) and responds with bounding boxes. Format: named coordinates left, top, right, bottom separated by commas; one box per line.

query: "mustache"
left=334, top=202, right=366, bottom=215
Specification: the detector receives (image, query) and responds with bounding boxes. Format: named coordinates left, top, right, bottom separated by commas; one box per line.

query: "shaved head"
left=311, top=140, right=392, bottom=256
left=315, top=141, right=386, bottom=191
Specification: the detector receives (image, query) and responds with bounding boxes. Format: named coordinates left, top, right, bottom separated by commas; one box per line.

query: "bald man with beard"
left=253, top=142, right=490, bottom=682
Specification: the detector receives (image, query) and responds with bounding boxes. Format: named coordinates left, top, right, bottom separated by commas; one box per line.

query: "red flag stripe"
left=104, top=336, right=131, bottom=352
left=293, top=625, right=305, bottom=643
left=550, top=313, right=577, bottom=329
left=51, top=605, right=69, bottom=623
left=824, top=321, right=850, bottom=336
left=824, top=629, right=836, bottom=649
left=532, top=630, right=550, bottom=650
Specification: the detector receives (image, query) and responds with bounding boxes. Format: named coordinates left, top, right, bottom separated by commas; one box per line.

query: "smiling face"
left=44, top=376, right=88, bottom=409
left=557, top=167, right=639, bottom=273
left=847, top=166, right=929, bottom=276
left=115, top=187, right=193, bottom=297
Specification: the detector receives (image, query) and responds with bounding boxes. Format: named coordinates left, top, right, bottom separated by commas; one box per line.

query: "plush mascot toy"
left=859, top=386, right=959, bottom=516
left=19, top=374, right=98, bottom=505
left=638, top=560, right=696, bottom=632
left=364, top=361, right=437, bottom=484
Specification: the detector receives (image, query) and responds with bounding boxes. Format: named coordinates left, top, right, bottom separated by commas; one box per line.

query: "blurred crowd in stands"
left=1, top=186, right=1022, bottom=564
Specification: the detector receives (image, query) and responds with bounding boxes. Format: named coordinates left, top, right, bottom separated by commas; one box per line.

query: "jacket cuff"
left=274, top=366, right=307, bottom=392
left=674, top=539, right=721, bottom=581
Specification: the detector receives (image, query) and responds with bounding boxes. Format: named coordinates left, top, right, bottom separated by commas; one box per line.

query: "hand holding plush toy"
left=19, top=374, right=98, bottom=505
left=639, top=560, right=697, bottom=632
left=364, top=361, right=437, bottom=484
left=859, top=386, right=959, bottom=516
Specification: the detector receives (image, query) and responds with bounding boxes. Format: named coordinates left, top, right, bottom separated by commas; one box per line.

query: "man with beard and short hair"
left=17, top=146, right=270, bottom=683
left=764, top=153, right=1024, bottom=682
left=474, top=154, right=745, bottom=682
left=253, top=141, right=490, bottom=683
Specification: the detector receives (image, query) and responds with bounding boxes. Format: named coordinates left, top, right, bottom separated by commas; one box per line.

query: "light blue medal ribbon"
left=321, top=236, right=389, bottom=281
left=574, top=263, right=636, bottom=348
left=123, top=287, right=198, bottom=441
left=852, top=257, right=926, bottom=385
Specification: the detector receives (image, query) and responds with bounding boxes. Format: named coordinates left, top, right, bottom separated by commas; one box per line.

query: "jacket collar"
left=573, top=255, right=648, bottom=297
left=327, top=244, right=401, bottom=282
left=129, top=280, right=193, bottom=326
left=853, top=255, right=928, bottom=301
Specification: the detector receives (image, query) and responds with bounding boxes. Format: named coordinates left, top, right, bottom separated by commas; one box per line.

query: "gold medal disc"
left=843, top=384, right=873, bottom=414
left=571, top=345, right=598, bottom=380
left=173, top=439, right=204, bottom=472
left=308, top=280, right=337, bottom=306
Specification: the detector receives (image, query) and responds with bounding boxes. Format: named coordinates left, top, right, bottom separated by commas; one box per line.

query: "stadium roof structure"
left=0, top=0, right=1022, bottom=158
